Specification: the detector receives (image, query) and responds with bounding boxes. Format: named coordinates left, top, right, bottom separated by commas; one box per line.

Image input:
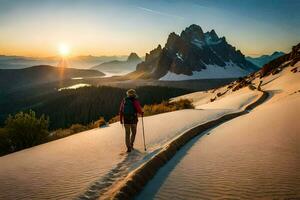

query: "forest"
left=0, top=85, right=191, bottom=130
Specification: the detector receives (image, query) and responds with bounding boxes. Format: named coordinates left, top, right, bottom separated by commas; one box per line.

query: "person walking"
left=119, top=89, right=143, bottom=152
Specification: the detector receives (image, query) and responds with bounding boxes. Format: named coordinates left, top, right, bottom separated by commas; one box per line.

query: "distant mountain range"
left=259, top=43, right=299, bottom=77
left=91, top=53, right=142, bottom=76
left=0, top=55, right=128, bottom=69
left=246, top=51, right=285, bottom=67
left=0, top=65, right=104, bottom=90
left=0, top=25, right=285, bottom=81
left=128, top=24, right=259, bottom=80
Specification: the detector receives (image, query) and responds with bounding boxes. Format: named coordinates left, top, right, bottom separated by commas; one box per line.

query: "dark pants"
left=124, top=124, right=137, bottom=149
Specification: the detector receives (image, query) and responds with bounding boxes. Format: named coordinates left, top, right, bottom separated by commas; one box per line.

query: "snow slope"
left=0, top=89, right=260, bottom=199
left=196, top=87, right=258, bottom=110
left=173, top=81, right=259, bottom=110
left=159, top=62, right=248, bottom=81
left=137, top=62, right=300, bottom=199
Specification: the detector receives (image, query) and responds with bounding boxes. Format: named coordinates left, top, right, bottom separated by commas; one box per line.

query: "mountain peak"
left=185, top=24, right=203, bottom=32
left=168, top=32, right=179, bottom=40
left=133, top=24, right=258, bottom=80
left=127, top=52, right=141, bottom=62
left=208, top=29, right=219, bottom=40
left=180, top=24, right=204, bottom=42
left=210, top=29, right=217, bottom=34
left=271, top=51, right=285, bottom=57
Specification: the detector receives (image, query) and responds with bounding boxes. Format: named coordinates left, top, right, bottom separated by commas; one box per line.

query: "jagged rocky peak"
left=177, top=24, right=225, bottom=47
left=204, top=29, right=220, bottom=42
left=180, top=24, right=205, bottom=42
left=145, top=45, right=162, bottom=61
left=166, top=32, right=181, bottom=44
left=127, top=52, right=141, bottom=62
left=209, top=29, right=218, bottom=38
left=137, top=45, right=162, bottom=72
left=180, top=25, right=222, bottom=44
left=165, top=32, right=187, bottom=53
left=132, top=24, right=259, bottom=80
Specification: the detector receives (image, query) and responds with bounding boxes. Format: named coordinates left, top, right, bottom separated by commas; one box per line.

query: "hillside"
left=0, top=65, right=104, bottom=90
left=246, top=51, right=285, bottom=67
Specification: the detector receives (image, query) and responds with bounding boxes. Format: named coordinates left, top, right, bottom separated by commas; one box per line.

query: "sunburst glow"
left=58, top=43, right=70, bottom=57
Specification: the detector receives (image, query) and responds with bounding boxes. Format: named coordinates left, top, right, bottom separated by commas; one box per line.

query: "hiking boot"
left=127, top=148, right=131, bottom=153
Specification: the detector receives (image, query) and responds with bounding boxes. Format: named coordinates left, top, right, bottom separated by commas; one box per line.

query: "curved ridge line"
left=103, top=90, right=269, bottom=200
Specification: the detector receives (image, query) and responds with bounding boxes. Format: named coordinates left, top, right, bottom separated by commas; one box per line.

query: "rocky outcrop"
left=132, top=24, right=259, bottom=79
left=260, top=42, right=300, bottom=77
left=290, top=43, right=300, bottom=66
left=136, top=45, right=162, bottom=75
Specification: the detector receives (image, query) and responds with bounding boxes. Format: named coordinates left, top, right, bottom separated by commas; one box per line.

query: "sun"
left=58, top=43, right=70, bottom=57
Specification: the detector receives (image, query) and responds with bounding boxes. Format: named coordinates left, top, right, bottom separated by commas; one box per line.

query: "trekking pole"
left=141, top=115, right=147, bottom=151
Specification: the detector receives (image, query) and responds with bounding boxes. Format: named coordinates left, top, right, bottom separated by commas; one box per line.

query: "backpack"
left=123, top=97, right=136, bottom=115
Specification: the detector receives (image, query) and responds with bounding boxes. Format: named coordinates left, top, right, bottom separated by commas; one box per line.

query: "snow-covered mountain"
left=92, top=52, right=142, bottom=76
left=129, top=24, right=259, bottom=80
left=246, top=51, right=285, bottom=67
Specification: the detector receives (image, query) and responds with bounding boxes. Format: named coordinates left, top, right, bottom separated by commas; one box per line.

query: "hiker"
left=119, top=89, right=143, bottom=152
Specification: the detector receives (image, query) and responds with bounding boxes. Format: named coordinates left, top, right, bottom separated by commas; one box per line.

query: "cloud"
left=137, top=6, right=184, bottom=20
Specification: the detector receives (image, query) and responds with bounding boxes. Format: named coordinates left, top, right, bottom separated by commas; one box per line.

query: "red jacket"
left=119, top=98, right=143, bottom=123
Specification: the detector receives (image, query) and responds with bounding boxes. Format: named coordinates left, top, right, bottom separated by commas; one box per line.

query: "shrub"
left=48, top=124, right=87, bottom=141
left=109, top=115, right=120, bottom=124
left=88, top=117, right=107, bottom=128
left=109, top=99, right=194, bottom=123
left=143, top=99, right=194, bottom=116
left=5, top=110, right=49, bottom=151
left=69, top=124, right=87, bottom=133
left=49, top=117, right=107, bottom=141
left=48, top=128, right=72, bottom=141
